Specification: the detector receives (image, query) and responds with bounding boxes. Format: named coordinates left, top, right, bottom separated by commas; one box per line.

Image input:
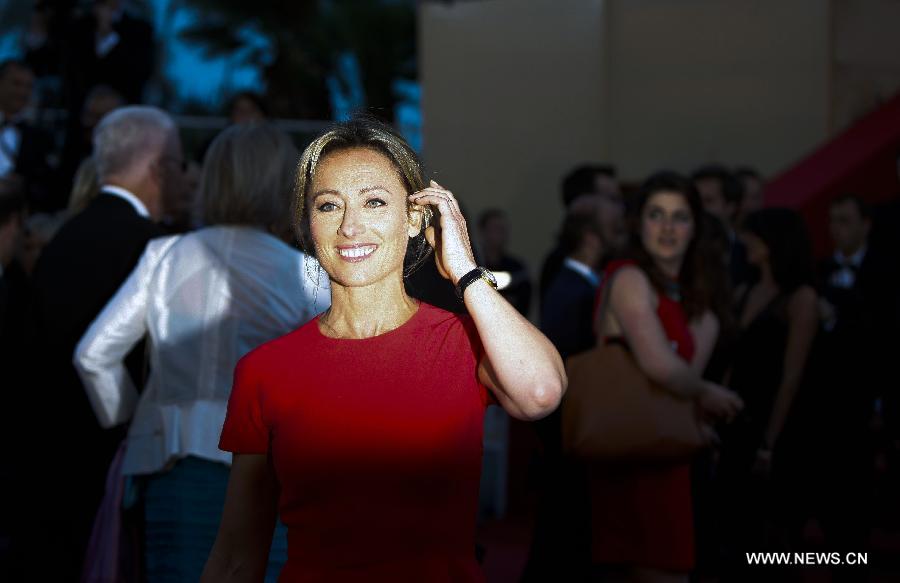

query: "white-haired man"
left=20, top=106, right=183, bottom=580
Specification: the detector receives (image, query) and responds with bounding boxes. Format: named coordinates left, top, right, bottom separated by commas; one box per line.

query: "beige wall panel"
left=831, top=0, right=900, bottom=132
left=605, top=0, right=831, bottom=179
left=420, top=0, right=608, bottom=316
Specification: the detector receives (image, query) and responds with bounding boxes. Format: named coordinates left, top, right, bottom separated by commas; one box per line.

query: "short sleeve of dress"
left=459, top=315, right=497, bottom=408
left=219, top=355, right=270, bottom=454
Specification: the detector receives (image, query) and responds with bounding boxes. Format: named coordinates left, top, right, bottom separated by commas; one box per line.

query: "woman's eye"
left=647, top=209, right=663, bottom=221
left=674, top=212, right=692, bottom=224
left=365, top=198, right=386, bottom=208
left=317, top=202, right=338, bottom=212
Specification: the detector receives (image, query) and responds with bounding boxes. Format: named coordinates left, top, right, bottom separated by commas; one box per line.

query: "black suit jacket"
left=67, top=13, right=154, bottom=109
left=540, top=264, right=598, bottom=361
left=29, top=193, right=162, bottom=479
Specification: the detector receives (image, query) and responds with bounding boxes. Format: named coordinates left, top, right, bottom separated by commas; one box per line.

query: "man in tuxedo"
left=0, top=60, right=55, bottom=211
left=20, top=106, right=182, bottom=580
left=812, top=194, right=889, bottom=560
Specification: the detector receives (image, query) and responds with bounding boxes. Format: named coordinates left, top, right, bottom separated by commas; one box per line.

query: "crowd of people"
left=520, top=161, right=900, bottom=582
left=1, top=5, right=900, bottom=581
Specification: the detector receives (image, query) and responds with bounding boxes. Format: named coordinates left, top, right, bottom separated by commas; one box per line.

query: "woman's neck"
left=320, top=275, right=419, bottom=339
left=654, top=256, right=682, bottom=280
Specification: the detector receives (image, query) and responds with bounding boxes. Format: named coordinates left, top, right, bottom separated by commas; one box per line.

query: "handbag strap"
left=595, top=267, right=625, bottom=344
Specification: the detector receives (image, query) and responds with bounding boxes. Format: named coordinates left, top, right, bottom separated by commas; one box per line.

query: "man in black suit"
left=524, top=203, right=617, bottom=582
left=539, top=164, right=623, bottom=304
left=66, top=0, right=154, bottom=110
left=0, top=60, right=55, bottom=211
left=19, top=105, right=182, bottom=580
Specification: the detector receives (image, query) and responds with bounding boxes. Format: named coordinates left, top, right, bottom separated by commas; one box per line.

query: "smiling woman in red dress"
left=200, top=117, right=566, bottom=583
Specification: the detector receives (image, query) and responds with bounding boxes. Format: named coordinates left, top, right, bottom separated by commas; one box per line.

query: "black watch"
left=455, top=267, right=498, bottom=299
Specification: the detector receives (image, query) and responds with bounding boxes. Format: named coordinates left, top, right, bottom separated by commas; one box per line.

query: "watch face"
left=480, top=268, right=498, bottom=288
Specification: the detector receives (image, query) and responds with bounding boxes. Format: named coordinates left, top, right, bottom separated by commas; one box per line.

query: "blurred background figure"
left=59, top=84, right=124, bottom=195
left=716, top=207, right=818, bottom=579
left=692, top=164, right=750, bottom=289
left=735, top=166, right=765, bottom=223
left=0, top=59, right=54, bottom=212
left=590, top=172, right=740, bottom=583
left=74, top=123, right=325, bottom=583
left=66, top=156, right=100, bottom=217
left=540, top=163, right=622, bottom=303
left=0, top=176, right=27, bottom=581
left=478, top=208, right=531, bottom=316
left=19, top=105, right=181, bottom=581
left=228, top=90, right=269, bottom=125
left=523, top=206, right=609, bottom=582
left=19, top=209, right=65, bottom=276
left=804, top=194, right=887, bottom=571
left=65, top=0, right=154, bottom=111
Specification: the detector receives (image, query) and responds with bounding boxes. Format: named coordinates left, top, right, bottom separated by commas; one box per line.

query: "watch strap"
left=455, top=267, right=496, bottom=299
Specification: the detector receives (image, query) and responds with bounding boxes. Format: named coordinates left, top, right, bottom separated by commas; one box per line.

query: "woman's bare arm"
left=689, top=310, right=720, bottom=374
left=201, top=454, right=279, bottom=583
left=603, top=266, right=706, bottom=398
left=762, top=285, right=818, bottom=449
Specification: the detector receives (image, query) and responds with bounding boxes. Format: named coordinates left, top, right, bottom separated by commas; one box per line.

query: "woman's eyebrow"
left=312, top=189, right=339, bottom=200
left=359, top=185, right=390, bottom=195
left=313, top=186, right=390, bottom=200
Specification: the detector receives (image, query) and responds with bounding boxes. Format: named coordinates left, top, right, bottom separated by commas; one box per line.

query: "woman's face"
left=308, top=147, right=419, bottom=289
left=640, top=191, right=695, bottom=268
left=740, top=230, right=769, bottom=267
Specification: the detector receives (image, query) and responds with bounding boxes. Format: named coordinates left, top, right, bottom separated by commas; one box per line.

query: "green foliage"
left=175, top=0, right=416, bottom=119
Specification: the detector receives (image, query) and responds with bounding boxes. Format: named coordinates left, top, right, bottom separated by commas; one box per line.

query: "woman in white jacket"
left=74, top=122, right=328, bottom=582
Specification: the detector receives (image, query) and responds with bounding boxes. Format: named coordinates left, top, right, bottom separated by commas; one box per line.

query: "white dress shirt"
left=100, top=184, right=150, bottom=218
left=563, top=257, right=601, bottom=288
left=74, top=225, right=330, bottom=475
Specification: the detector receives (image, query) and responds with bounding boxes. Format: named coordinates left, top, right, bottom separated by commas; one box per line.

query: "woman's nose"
left=339, top=207, right=366, bottom=238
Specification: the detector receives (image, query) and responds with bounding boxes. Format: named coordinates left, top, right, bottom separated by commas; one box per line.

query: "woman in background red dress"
left=200, top=116, right=566, bottom=582
left=591, top=172, right=743, bottom=582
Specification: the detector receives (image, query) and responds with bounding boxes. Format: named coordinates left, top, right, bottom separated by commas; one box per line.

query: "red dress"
left=219, top=302, right=490, bottom=582
left=590, top=260, right=696, bottom=572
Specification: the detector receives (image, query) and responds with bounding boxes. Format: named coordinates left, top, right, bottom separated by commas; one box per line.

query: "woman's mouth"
left=337, top=244, right=378, bottom=262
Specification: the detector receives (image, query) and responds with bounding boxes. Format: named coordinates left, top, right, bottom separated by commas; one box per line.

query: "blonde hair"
left=293, top=116, right=432, bottom=275
left=67, top=157, right=100, bottom=215
left=200, top=122, right=298, bottom=234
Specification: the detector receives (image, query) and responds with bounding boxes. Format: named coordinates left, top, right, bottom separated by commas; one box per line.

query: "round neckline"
left=314, top=300, right=424, bottom=341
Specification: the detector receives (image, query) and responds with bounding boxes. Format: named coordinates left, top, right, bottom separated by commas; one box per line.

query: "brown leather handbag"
left=561, top=274, right=705, bottom=462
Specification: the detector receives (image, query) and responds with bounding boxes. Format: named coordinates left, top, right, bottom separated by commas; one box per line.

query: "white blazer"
left=74, top=225, right=329, bottom=475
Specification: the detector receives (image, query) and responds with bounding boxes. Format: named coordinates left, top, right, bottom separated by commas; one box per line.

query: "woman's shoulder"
left=604, top=261, right=652, bottom=295
left=414, top=301, right=472, bottom=329
left=236, top=317, right=322, bottom=370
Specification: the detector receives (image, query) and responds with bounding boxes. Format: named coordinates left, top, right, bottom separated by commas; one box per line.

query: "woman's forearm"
left=464, top=278, right=566, bottom=420
left=763, top=377, right=801, bottom=449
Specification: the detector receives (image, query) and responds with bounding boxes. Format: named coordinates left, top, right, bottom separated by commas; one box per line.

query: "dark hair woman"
left=201, top=117, right=565, bottom=582
left=716, top=207, right=819, bottom=567
left=590, top=171, right=743, bottom=582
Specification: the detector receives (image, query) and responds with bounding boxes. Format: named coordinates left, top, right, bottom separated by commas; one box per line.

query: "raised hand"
left=409, top=180, right=477, bottom=285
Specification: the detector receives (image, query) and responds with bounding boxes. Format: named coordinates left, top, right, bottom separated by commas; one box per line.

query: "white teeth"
left=338, top=246, right=376, bottom=258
